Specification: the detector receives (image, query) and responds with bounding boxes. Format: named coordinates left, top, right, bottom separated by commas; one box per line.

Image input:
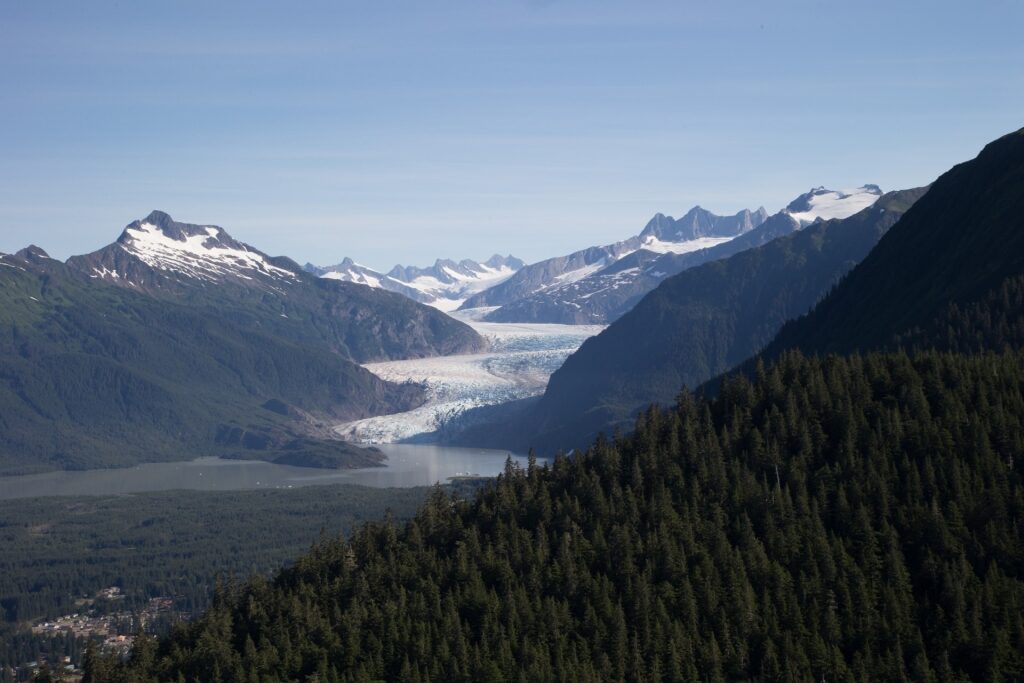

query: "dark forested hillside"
left=95, top=350, right=1024, bottom=682
left=765, top=127, right=1024, bottom=358
left=0, top=252, right=421, bottom=474
left=509, top=187, right=927, bottom=453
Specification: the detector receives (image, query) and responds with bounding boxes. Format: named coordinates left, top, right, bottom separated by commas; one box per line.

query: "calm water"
left=0, top=444, right=529, bottom=500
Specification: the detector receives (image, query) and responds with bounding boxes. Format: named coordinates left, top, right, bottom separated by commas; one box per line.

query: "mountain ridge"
left=307, top=253, right=525, bottom=311
left=762, top=127, right=1024, bottom=358
left=468, top=188, right=879, bottom=324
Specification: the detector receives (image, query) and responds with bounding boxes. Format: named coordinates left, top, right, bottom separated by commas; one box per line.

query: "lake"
left=0, top=444, right=530, bottom=500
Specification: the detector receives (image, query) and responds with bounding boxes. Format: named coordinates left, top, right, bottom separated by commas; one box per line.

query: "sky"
left=1, top=1, right=1023, bottom=270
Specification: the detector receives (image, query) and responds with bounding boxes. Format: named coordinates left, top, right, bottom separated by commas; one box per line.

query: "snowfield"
left=786, top=186, right=882, bottom=225
left=335, top=311, right=604, bottom=443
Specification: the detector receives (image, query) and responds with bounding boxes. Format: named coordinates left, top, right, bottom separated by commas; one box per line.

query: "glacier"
left=334, top=311, right=603, bottom=443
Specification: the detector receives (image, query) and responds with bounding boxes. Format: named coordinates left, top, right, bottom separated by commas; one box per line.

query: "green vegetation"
left=898, top=274, right=1024, bottom=353
left=93, top=350, right=1024, bottom=682
left=0, top=255, right=421, bottom=474
left=0, top=484, right=429, bottom=671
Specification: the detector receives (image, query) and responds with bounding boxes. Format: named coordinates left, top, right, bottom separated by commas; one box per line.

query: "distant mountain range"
left=0, top=212, right=485, bottom=475
left=305, top=188, right=882, bottom=324
left=306, top=254, right=525, bottom=312
left=475, top=189, right=882, bottom=324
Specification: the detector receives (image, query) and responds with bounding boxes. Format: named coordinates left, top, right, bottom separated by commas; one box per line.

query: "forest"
left=0, top=484, right=428, bottom=674
left=90, top=348, right=1024, bottom=682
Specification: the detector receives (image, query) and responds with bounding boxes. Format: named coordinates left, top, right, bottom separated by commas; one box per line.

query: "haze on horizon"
left=1, top=0, right=1022, bottom=270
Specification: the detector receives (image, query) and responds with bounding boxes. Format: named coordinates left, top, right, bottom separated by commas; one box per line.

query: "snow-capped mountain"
left=784, top=185, right=883, bottom=225
left=472, top=186, right=881, bottom=324
left=307, top=254, right=525, bottom=312
left=461, top=206, right=768, bottom=312
left=484, top=212, right=801, bottom=324
left=63, top=210, right=488, bottom=360
left=68, top=210, right=300, bottom=292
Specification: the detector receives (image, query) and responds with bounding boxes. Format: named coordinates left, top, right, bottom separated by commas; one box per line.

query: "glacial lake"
left=0, top=444, right=531, bottom=500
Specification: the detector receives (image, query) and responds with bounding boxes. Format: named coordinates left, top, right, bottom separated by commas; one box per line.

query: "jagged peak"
left=115, top=211, right=249, bottom=257
left=142, top=209, right=175, bottom=228
left=80, top=211, right=299, bottom=285
left=15, top=245, right=52, bottom=261
left=483, top=254, right=525, bottom=270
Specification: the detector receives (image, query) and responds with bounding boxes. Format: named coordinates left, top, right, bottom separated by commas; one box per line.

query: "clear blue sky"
left=2, top=1, right=1022, bottom=270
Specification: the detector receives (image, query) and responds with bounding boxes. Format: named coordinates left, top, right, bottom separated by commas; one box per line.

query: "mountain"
left=502, top=187, right=926, bottom=452
left=460, top=206, right=769, bottom=321
left=0, top=212, right=487, bottom=475
left=67, top=211, right=485, bottom=362
left=307, top=254, right=525, bottom=312
left=0, top=251, right=415, bottom=474
left=94, top=349, right=1024, bottom=681
left=763, top=128, right=1024, bottom=358
left=483, top=211, right=800, bottom=324
left=67, top=210, right=300, bottom=293
left=466, top=189, right=881, bottom=325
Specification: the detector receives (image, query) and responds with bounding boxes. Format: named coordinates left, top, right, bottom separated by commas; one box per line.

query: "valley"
left=5, top=4, right=1023, bottom=681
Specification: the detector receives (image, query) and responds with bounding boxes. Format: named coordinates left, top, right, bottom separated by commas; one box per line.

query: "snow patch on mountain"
left=785, top=185, right=883, bottom=225
left=639, top=235, right=736, bottom=255
left=309, top=254, right=525, bottom=311
left=550, top=260, right=609, bottom=286
left=119, top=222, right=296, bottom=282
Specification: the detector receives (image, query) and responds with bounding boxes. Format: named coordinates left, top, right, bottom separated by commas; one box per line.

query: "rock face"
left=639, top=206, right=769, bottom=242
